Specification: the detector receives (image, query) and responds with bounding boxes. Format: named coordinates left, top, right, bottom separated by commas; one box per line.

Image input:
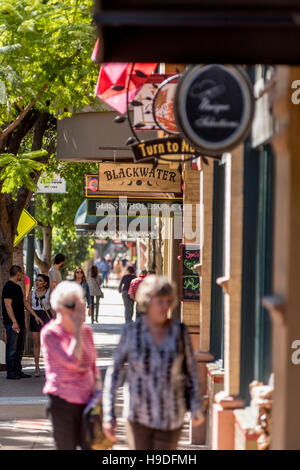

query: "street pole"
left=25, top=196, right=35, bottom=356
left=26, top=197, right=35, bottom=290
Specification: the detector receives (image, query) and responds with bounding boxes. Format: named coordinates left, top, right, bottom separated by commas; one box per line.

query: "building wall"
left=182, top=168, right=201, bottom=350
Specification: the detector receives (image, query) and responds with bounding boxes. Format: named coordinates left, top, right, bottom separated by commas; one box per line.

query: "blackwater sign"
left=175, top=65, right=254, bottom=156
left=180, top=244, right=200, bottom=302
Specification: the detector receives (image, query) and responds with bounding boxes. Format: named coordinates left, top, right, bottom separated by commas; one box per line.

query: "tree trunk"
left=0, top=111, right=51, bottom=364
left=13, top=239, right=25, bottom=296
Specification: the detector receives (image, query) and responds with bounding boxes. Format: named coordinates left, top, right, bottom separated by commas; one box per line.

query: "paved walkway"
left=0, top=276, right=207, bottom=451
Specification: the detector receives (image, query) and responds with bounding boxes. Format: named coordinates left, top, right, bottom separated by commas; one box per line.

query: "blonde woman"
left=102, top=275, right=204, bottom=450
left=41, top=281, right=101, bottom=450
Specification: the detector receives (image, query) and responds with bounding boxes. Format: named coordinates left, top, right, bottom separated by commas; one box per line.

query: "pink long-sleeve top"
left=41, top=320, right=98, bottom=405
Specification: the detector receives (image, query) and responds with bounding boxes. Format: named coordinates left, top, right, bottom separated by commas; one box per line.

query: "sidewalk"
left=0, top=275, right=207, bottom=451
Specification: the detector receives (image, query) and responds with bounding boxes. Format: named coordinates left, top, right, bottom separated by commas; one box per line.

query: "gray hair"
left=50, top=281, right=84, bottom=311
left=135, top=275, right=177, bottom=313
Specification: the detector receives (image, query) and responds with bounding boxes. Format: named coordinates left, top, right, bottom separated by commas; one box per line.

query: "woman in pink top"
left=41, top=281, right=101, bottom=450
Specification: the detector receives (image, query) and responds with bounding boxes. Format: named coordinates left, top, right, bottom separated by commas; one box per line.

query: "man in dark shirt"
left=2, top=265, right=32, bottom=379
left=119, top=266, right=136, bottom=323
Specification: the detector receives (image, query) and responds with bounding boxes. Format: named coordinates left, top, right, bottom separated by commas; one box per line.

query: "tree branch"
left=0, top=48, right=82, bottom=143
left=0, top=85, right=48, bottom=143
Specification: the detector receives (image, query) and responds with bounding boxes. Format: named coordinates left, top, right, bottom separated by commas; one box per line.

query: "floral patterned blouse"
left=103, top=317, right=203, bottom=430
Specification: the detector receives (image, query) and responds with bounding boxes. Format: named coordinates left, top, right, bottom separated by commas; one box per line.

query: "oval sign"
left=174, top=65, right=254, bottom=156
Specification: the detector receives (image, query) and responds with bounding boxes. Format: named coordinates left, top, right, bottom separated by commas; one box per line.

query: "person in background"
left=41, top=281, right=102, bottom=450
left=96, top=257, right=110, bottom=288
left=119, top=266, right=136, bottom=323
left=113, top=257, right=123, bottom=280
left=128, top=269, right=148, bottom=318
left=48, top=254, right=65, bottom=291
left=87, top=265, right=103, bottom=324
left=121, top=256, right=128, bottom=270
left=26, top=274, right=54, bottom=377
left=102, top=276, right=204, bottom=450
left=2, top=265, right=43, bottom=380
left=148, top=269, right=156, bottom=275
left=24, top=271, right=30, bottom=300
left=73, top=268, right=92, bottom=318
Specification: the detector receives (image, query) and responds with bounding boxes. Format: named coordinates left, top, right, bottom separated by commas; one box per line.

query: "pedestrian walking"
left=27, top=274, right=54, bottom=377
left=87, top=265, right=103, bottom=324
left=128, top=269, right=148, bottom=318
left=73, top=268, right=92, bottom=318
left=121, top=256, right=128, bottom=269
left=24, top=270, right=30, bottom=299
left=118, top=266, right=136, bottom=323
left=2, top=265, right=43, bottom=380
left=102, top=275, right=204, bottom=450
left=95, top=257, right=110, bottom=288
left=41, top=281, right=102, bottom=450
left=113, top=257, right=122, bottom=279
left=48, top=253, right=65, bottom=291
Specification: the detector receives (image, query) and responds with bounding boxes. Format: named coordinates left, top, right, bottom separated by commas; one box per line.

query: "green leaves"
left=0, top=0, right=97, bottom=124
left=0, top=149, right=47, bottom=195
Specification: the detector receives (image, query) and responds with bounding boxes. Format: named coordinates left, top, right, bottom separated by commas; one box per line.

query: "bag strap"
left=96, top=277, right=103, bottom=294
left=35, top=289, right=52, bottom=320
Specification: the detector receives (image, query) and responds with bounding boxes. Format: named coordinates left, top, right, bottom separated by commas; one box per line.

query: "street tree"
left=0, top=0, right=99, bottom=340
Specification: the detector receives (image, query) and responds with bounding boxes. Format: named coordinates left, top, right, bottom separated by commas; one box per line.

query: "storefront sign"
left=36, top=174, right=67, bottom=193
left=87, top=198, right=183, bottom=217
left=175, top=65, right=254, bottom=156
left=133, top=74, right=178, bottom=133
left=132, top=137, right=198, bottom=161
left=180, top=244, right=200, bottom=302
left=99, top=163, right=181, bottom=193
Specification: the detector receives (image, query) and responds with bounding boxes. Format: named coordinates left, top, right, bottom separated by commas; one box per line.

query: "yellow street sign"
left=14, top=209, right=37, bottom=247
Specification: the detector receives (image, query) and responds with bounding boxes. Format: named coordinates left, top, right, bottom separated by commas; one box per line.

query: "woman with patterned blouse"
left=102, top=275, right=204, bottom=450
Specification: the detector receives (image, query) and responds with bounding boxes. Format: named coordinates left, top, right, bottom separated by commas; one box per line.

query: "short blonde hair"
left=50, top=281, right=84, bottom=311
left=135, top=275, right=177, bottom=313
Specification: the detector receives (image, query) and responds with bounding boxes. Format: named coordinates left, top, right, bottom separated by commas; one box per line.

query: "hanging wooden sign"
left=99, top=163, right=181, bottom=193
left=132, top=137, right=199, bottom=162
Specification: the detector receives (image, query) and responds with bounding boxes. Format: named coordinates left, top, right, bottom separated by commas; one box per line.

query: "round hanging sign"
left=174, top=65, right=254, bottom=156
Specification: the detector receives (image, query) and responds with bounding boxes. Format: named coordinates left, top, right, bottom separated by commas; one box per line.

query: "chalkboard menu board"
left=180, top=244, right=200, bottom=301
